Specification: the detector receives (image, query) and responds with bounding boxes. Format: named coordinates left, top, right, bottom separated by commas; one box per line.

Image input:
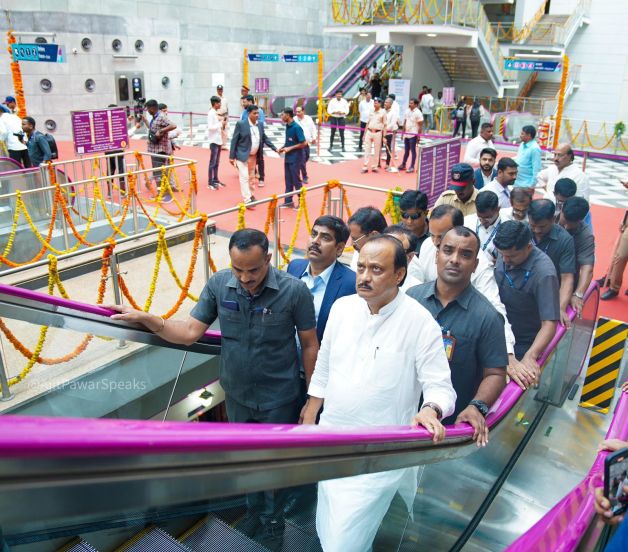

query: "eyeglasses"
left=352, top=233, right=368, bottom=246
left=401, top=211, right=423, bottom=220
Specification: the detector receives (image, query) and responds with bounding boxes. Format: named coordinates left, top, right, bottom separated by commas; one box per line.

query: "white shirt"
left=0, top=113, right=27, bottom=151
left=327, top=97, right=350, bottom=117
left=359, top=99, right=374, bottom=123
left=296, top=114, right=317, bottom=144
left=390, top=100, right=401, bottom=125
left=482, top=179, right=511, bottom=208
left=403, top=107, right=423, bottom=134
left=385, top=108, right=397, bottom=133
left=536, top=163, right=590, bottom=202
left=408, top=239, right=516, bottom=354
left=310, top=290, right=456, bottom=552
left=249, top=119, right=260, bottom=156
left=478, top=170, right=494, bottom=188
left=309, top=290, right=455, bottom=422
left=206, top=108, right=222, bottom=145
left=400, top=273, right=421, bottom=293
left=464, top=213, right=502, bottom=264
left=463, top=136, right=495, bottom=166
left=420, top=93, right=434, bottom=115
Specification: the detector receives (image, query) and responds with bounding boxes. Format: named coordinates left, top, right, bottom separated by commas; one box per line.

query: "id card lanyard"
left=504, top=269, right=531, bottom=290
left=438, top=321, right=456, bottom=361
left=477, top=220, right=500, bottom=252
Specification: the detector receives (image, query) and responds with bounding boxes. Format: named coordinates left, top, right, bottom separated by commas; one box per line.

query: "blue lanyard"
left=476, top=220, right=500, bottom=252
left=504, top=269, right=531, bottom=290
left=532, top=236, right=550, bottom=254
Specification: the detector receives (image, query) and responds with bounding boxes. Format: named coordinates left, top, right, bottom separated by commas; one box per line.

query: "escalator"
left=269, top=45, right=390, bottom=118
left=0, top=280, right=613, bottom=551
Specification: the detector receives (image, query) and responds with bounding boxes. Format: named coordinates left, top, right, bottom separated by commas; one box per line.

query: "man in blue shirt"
left=240, top=94, right=266, bottom=123
left=514, top=125, right=542, bottom=189
left=278, top=107, right=307, bottom=208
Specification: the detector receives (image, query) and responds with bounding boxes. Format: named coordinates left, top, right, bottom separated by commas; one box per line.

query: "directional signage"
left=504, top=59, right=562, bottom=72
left=12, top=43, right=65, bottom=63
left=283, top=54, right=318, bottom=63
left=247, top=53, right=280, bottom=62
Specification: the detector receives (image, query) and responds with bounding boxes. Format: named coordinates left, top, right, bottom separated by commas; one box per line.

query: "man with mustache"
left=109, top=228, right=318, bottom=542
left=536, top=143, right=590, bottom=204
left=302, top=235, right=455, bottom=552
left=407, top=226, right=507, bottom=446
left=287, top=215, right=356, bottom=401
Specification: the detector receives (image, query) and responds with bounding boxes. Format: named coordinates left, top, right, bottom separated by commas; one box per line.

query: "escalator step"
left=180, top=515, right=270, bottom=552
left=283, top=516, right=322, bottom=552
left=57, top=539, right=100, bottom=552
left=115, top=526, right=193, bottom=552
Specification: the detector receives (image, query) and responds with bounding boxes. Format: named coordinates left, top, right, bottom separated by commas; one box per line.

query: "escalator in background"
left=0, top=282, right=611, bottom=551
left=269, top=45, right=393, bottom=118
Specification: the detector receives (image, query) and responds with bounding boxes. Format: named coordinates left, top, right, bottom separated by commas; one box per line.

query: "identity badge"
left=442, top=333, right=456, bottom=361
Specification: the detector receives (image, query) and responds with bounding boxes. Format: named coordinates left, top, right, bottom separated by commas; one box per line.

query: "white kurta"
left=408, top=239, right=516, bottom=355
left=536, top=163, right=590, bottom=202
left=308, top=291, right=455, bottom=552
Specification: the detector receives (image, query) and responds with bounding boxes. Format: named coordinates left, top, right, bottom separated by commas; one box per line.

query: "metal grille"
left=120, top=527, right=193, bottom=552
left=182, top=515, right=270, bottom=551
left=59, top=540, right=99, bottom=552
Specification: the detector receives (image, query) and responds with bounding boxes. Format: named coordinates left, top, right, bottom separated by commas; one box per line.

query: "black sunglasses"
left=401, top=211, right=423, bottom=220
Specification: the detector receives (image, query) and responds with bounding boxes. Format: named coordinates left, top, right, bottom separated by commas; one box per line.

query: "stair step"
left=116, top=526, right=193, bottom=552
left=180, top=515, right=270, bottom=552
left=57, top=539, right=100, bottom=552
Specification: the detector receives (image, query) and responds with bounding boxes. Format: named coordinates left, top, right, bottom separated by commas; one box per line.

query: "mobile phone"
left=604, top=447, right=628, bottom=516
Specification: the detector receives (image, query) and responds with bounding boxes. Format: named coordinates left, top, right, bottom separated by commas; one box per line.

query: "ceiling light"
left=359, top=33, right=369, bottom=37
left=532, top=50, right=540, bottom=53
left=427, top=33, right=438, bottom=37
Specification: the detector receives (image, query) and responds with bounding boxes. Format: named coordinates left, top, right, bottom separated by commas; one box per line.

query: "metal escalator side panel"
left=504, top=385, right=628, bottom=551
left=180, top=515, right=270, bottom=552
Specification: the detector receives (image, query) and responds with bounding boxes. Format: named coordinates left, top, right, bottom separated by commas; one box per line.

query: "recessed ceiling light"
left=359, top=33, right=369, bottom=37
left=532, top=50, right=540, bottom=53
left=427, top=33, right=438, bottom=37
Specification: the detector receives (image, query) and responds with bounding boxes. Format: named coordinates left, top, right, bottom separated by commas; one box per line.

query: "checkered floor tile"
left=131, top=121, right=628, bottom=209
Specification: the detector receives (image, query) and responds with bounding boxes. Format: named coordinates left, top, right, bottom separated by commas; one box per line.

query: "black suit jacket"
left=229, top=119, right=277, bottom=162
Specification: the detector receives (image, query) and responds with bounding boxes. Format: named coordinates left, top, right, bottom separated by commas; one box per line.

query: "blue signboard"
left=283, top=54, right=319, bottom=63
left=247, top=53, right=280, bottom=62
left=504, top=59, right=561, bottom=72
left=11, top=43, right=65, bottom=63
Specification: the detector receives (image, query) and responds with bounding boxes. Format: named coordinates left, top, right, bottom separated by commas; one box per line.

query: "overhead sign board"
left=71, top=108, right=129, bottom=155
left=248, top=53, right=280, bottom=62
left=504, top=59, right=562, bottom=72
left=283, top=54, right=318, bottom=63
left=12, top=43, right=65, bottom=63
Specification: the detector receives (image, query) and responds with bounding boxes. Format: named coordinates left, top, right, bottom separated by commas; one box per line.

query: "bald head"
left=553, top=143, right=575, bottom=171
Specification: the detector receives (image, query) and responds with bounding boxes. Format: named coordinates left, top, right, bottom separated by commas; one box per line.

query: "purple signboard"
left=417, top=138, right=462, bottom=206
left=418, top=147, right=434, bottom=194
left=71, top=108, right=129, bottom=155
left=255, top=78, right=270, bottom=94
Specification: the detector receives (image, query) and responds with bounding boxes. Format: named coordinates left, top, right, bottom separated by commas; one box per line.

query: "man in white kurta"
left=302, top=235, right=456, bottom=552
left=535, top=143, right=590, bottom=202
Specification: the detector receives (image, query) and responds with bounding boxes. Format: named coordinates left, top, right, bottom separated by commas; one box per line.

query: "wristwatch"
left=469, top=399, right=489, bottom=417
left=573, top=291, right=584, bottom=299
left=421, top=402, right=442, bottom=420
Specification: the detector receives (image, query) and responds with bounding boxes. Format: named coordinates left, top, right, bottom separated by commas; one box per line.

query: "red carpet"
left=55, top=140, right=627, bottom=322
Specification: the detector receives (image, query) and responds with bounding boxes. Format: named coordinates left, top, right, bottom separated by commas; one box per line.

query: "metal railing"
left=330, top=0, right=516, bottom=83
left=0, top=152, right=198, bottom=269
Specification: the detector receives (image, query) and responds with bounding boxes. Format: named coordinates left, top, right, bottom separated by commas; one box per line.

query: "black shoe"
left=601, top=289, right=619, bottom=301
left=253, top=519, right=284, bottom=552
left=216, top=181, right=226, bottom=188
left=625, top=289, right=628, bottom=296
left=398, top=165, right=406, bottom=171
left=341, top=146, right=346, bottom=152
left=208, top=183, right=218, bottom=190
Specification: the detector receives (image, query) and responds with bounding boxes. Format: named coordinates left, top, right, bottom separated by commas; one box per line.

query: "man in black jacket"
left=229, top=105, right=277, bottom=207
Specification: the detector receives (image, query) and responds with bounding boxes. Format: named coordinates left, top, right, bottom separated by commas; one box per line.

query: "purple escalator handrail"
left=0, top=282, right=598, bottom=458
left=0, top=283, right=221, bottom=343
left=506, top=387, right=628, bottom=552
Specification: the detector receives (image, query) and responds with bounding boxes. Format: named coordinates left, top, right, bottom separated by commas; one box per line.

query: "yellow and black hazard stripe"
left=580, top=318, right=628, bottom=414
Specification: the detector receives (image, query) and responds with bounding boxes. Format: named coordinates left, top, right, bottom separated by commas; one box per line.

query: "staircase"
left=527, top=80, right=561, bottom=100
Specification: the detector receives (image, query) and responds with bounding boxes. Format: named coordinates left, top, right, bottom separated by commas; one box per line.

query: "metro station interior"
left=0, top=0, right=628, bottom=551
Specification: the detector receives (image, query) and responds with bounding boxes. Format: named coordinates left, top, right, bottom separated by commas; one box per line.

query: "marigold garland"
left=319, top=180, right=352, bottom=217
left=6, top=31, right=27, bottom=118
left=236, top=203, right=247, bottom=230
left=382, top=189, right=401, bottom=224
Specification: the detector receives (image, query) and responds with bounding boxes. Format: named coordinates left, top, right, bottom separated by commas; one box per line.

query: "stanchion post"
left=201, top=223, right=211, bottom=282
left=273, top=202, right=280, bottom=267
left=0, top=349, right=13, bottom=402
left=188, top=111, right=193, bottom=141
left=109, top=252, right=127, bottom=349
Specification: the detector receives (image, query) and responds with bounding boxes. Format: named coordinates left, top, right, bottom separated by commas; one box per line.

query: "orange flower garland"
left=6, top=31, right=27, bottom=118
